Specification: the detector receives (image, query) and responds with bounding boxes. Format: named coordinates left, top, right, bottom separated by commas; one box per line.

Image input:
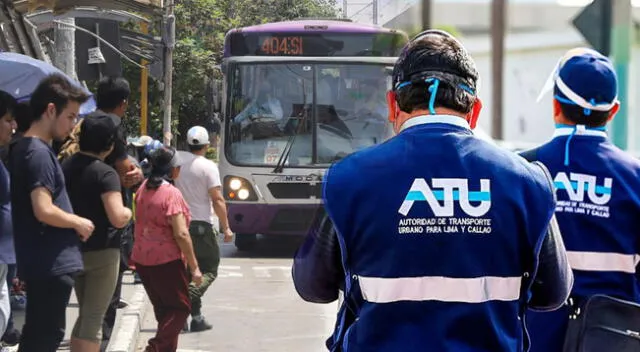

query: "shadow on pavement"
left=221, top=235, right=304, bottom=259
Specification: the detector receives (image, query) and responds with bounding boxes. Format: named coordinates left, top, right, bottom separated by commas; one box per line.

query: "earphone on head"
left=388, top=28, right=478, bottom=123
left=410, top=28, right=457, bottom=43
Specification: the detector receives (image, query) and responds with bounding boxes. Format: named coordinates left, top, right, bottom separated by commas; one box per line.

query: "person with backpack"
left=521, top=48, right=640, bottom=352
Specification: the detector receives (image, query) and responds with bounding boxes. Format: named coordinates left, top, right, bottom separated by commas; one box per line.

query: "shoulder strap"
left=518, top=147, right=540, bottom=163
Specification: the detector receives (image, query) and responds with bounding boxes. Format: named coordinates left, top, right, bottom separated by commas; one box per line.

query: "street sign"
left=87, top=47, right=105, bottom=64
left=572, top=0, right=612, bottom=56
left=75, top=18, right=122, bottom=81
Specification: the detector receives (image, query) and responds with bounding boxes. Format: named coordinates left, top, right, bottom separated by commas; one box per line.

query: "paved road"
left=136, top=236, right=339, bottom=352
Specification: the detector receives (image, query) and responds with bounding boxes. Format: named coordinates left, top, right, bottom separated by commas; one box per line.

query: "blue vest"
left=526, top=126, right=640, bottom=352
left=323, top=115, right=556, bottom=352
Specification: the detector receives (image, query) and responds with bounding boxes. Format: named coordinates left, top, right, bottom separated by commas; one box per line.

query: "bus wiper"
left=272, top=106, right=309, bottom=173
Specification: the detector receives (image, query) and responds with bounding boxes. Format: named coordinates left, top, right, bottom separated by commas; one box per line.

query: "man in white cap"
left=174, top=125, right=233, bottom=332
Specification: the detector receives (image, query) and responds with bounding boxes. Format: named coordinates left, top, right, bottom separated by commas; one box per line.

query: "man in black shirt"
left=62, top=113, right=132, bottom=352
left=8, top=74, right=95, bottom=352
left=91, top=77, right=143, bottom=352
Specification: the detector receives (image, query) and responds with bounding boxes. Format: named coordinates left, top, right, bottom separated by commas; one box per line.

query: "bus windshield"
left=225, top=62, right=393, bottom=167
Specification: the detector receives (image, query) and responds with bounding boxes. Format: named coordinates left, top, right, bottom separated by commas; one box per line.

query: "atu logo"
left=553, top=172, right=612, bottom=205
left=398, top=178, right=492, bottom=217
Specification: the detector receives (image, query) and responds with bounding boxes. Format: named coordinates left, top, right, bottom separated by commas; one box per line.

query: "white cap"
left=129, top=135, right=154, bottom=147
left=186, top=126, right=210, bottom=146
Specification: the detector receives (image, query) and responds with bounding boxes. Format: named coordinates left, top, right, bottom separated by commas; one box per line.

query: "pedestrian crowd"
left=1, top=28, right=639, bottom=352
left=0, top=73, right=232, bottom=352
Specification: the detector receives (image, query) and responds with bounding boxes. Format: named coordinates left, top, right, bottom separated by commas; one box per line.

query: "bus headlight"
left=229, top=178, right=242, bottom=191
left=223, top=176, right=258, bottom=201
left=237, top=189, right=250, bottom=200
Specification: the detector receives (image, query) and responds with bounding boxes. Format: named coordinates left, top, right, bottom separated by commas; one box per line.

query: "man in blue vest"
left=521, top=48, right=640, bottom=352
left=292, top=30, right=574, bottom=352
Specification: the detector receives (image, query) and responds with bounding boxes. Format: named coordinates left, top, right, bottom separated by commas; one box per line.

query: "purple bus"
left=213, top=19, right=408, bottom=250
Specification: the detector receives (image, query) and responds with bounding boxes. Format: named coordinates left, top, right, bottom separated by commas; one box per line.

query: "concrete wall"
left=460, top=29, right=640, bottom=153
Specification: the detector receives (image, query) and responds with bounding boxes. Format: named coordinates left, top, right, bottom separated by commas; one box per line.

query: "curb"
left=107, top=284, right=149, bottom=352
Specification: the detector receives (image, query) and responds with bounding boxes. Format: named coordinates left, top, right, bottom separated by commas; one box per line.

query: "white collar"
left=552, top=126, right=608, bottom=139
left=399, top=115, right=471, bottom=132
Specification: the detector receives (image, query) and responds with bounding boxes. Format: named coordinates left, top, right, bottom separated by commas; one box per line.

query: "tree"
left=121, top=0, right=338, bottom=145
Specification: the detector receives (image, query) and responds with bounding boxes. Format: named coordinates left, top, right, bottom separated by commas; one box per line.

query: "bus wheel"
left=235, top=233, right=257, bottom=251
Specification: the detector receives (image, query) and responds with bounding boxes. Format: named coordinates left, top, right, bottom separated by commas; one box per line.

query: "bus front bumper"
left=227, top=203, right=323, bottom=236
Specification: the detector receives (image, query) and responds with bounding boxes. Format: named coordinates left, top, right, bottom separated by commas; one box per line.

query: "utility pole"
left=54, top=18, right=76, bottom=78
left=343, top=0, right=348, bottom=19
left=372, top=0, right=378, bottom=25
left=491, top=0, right=506, bottom=140
left=140, top=21, right=149, bottom=136
left=162, top=0, right=175, bottom=145
left=422, top=0, right=432, bottom=29
left=610, top=0, right=632, bottom=150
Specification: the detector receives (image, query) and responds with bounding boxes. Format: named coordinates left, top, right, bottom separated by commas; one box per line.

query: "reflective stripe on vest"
left=358, top=275, right=522, bottom=304
left=566, top=251, right=640, bottom=274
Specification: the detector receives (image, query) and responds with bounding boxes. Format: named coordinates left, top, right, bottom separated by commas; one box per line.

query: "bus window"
left=315, top=64, right=392, bottom=164
left=227, top=63, right=314, bottom=167
left=225, top=63, right=393, bottom=167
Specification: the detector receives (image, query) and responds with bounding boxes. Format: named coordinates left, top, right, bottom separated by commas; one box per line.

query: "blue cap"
left=543, top=48, right=616, bottom=168
left=144, top=139, right=163, bottom=157
left=552, top=48, right=618, bottom=114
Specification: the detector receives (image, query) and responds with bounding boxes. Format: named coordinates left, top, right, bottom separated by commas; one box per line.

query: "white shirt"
left=174, top=152, right=221, bottom=224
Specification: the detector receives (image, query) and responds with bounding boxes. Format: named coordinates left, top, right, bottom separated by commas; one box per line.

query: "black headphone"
left=410, top=29, right=457, bottom=43
left=393, top=29, right=476, bottom=91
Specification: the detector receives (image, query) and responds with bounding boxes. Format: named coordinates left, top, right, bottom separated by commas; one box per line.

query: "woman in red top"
left=132, top=146, right=202, bottom=352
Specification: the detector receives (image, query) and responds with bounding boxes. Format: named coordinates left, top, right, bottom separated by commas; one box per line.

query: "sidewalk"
left=5, top=271, right=150, bottom=352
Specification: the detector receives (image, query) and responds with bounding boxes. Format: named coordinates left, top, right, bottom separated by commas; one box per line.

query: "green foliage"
left=121, top=0, right=338, bottom=144
left=408, top=24, right=462, bottom=39
left=206, top=146, right=218, bottom=162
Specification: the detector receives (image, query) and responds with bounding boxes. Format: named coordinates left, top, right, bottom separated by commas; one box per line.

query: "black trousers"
left=18, top=273, right=75, bottom=352
left=5, top=264, right=16, bottom=332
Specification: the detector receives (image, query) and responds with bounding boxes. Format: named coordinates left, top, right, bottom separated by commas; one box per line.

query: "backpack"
left=563, top=295, right=640, bottom=352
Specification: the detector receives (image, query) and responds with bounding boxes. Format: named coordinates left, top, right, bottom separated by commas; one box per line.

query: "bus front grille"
left=267, top=183, right=323, bottom=199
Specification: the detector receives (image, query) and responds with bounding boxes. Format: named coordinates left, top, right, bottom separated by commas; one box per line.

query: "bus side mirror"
left=209, top=114, right=222, bottom=134
left=210, top=64, right=224, bottom=113
left=212, top=79, right=223, bottom=112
